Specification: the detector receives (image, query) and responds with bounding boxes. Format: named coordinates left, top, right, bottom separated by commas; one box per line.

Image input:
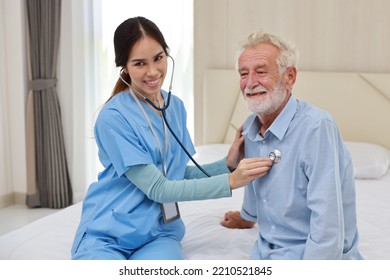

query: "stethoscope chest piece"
left=269, top=149, right=282, bottom=164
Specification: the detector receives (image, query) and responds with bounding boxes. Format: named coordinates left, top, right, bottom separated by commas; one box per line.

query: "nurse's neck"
left=143, top=92, right=165, bottom=116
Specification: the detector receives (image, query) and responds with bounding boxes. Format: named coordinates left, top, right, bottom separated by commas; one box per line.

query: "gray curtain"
left=25, top=0, right=72, bottom=208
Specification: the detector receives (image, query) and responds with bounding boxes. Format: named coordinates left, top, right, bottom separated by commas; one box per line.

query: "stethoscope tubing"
left=161, top=110, right=211, bottom=177
left=119, top=55, right=211, bottom=177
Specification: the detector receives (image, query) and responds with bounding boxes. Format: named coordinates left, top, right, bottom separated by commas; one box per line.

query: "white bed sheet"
left=0, top=144, right=389, bottom=260
left=355, top=170, right=390, bottom=259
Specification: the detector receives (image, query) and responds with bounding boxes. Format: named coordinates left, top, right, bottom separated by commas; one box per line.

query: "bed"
left=1, top=70, right=389, bottom=260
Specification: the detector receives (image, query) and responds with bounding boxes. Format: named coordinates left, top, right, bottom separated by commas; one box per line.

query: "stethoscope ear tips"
left=269, top=149, right=282, bottom=164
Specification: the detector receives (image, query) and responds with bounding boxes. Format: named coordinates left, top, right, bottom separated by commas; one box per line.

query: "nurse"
left=71, top=16, right=272, bottom=260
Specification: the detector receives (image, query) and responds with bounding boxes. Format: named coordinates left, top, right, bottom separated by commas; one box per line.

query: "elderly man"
left=221, top=29, right=363, bottom=260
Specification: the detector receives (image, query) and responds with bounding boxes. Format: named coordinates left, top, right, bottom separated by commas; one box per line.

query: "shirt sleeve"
left=302, top=117, right=347, bottom=259
left=125, top=164, right=232, bottom=203
left=240, top=185, right=258, bottom=222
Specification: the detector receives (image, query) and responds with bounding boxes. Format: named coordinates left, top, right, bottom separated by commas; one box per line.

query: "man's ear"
left=284, top=66, right=297, bottom=92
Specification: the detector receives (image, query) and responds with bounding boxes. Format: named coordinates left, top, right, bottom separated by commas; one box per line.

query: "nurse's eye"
left=133, top=61, right=145, bottom=67
left=155, top=55, right=164, bottom=62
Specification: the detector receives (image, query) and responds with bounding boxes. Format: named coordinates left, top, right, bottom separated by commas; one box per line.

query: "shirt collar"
left=243, top=95, right=297, bottom=141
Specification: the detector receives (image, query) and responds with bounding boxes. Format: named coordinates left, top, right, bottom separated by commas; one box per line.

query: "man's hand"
left=221, top=211, right=255, bottom=229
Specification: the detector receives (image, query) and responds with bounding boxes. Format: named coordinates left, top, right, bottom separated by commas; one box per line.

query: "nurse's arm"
left=125, top=159, right=270, bottom=203
left=125, top=164, right=230, bottom=203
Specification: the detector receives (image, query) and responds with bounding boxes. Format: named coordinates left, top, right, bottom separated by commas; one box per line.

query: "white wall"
left=0, top=0, right=27, bottom=207
left=0, top=0, right=11, bottom=205
left=194, top=0, right=390, bottom=144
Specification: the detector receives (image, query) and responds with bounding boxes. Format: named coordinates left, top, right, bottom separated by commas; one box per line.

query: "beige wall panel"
left=226, top=0, right=390, bottom=72
left=194, top=0, right=229, bottom=144
left=195, top=0, right=390, bottom=144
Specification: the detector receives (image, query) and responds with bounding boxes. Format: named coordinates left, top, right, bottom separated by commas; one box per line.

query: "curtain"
left=25, top=0, right=72, bottom=208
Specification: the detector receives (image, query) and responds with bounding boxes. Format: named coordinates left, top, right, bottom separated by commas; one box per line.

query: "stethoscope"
left=119, top=55, right=212, bottom=177
left=269, top=149, right=282, bottom=164
left=120, top=55, right=283, bottom=178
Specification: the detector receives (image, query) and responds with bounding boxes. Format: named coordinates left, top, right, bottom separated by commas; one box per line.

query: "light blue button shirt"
left=241, top=95, right=363, bottom=260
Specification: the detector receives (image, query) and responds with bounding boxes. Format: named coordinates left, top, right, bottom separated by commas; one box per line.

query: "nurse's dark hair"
left=109, top=16, right=169, bottom=100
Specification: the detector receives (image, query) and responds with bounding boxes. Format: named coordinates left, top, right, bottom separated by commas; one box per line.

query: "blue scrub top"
left=71, top=90, right=195, bottom=253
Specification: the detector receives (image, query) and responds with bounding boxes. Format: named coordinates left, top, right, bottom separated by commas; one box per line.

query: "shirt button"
left=262, top=140, right=266, bottom=144
left=271, top=225, right=276, bottom=230
left=263, top=199, right=267, bottom=203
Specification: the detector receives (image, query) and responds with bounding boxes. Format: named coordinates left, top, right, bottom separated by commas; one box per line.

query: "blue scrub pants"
left=72, top=234, right=184, bottom=260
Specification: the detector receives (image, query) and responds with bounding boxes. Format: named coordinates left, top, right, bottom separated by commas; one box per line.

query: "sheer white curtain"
left=88, top=0, right=194, bottom=179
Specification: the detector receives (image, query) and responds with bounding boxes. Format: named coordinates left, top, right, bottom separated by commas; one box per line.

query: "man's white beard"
left=243, top=80, right=286, bottom=115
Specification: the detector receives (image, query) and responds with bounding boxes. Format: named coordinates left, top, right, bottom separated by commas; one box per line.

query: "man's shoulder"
left=295, top=99, right=334, bottom=123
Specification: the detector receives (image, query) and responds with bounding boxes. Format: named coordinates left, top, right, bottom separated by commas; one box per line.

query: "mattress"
left=0, top=144, right=389, bottom=260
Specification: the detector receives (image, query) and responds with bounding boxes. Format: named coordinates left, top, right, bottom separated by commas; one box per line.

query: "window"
left=94, top=0, right=194, bottom=133
left=87, top=0, right=194, bottom=180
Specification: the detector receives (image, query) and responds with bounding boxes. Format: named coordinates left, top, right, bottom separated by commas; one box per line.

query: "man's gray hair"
left=235, top=29, right=299, bottom=74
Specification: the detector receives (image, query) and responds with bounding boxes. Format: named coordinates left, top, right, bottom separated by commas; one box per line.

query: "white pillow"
left=345, top=141, right=390, bottom=179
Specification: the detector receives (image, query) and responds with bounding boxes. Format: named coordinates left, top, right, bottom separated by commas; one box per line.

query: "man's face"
left=238, top=43, right=290, bottom=115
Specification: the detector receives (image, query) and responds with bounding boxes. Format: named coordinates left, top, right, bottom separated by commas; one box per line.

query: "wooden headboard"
left=202, top=69, right=390, bottom=149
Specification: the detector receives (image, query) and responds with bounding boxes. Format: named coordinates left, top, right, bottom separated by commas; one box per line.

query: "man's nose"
left=246, top=72, right=259, bottom=89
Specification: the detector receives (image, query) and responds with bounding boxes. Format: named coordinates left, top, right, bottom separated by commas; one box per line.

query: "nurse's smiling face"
left=126, top=36, right=167, bottom=102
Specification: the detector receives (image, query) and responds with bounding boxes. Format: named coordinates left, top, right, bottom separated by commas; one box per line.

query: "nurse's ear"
left=120, top=68, right=131, bottom=81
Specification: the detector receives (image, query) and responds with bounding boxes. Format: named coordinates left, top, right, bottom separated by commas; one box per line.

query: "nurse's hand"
left=228, top=157, right=272, bottom=190
left=226, top=125, right=244, bottom=171
left=220, top=211, right=255, bottom=229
